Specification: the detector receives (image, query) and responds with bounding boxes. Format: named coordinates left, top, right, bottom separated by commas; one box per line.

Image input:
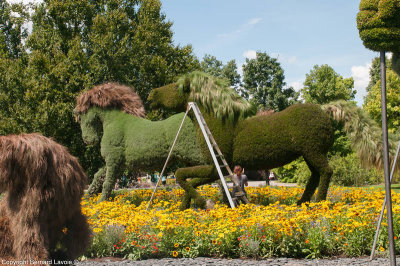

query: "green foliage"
left=357, top=0, right=400, bottom=52
left=0, top=0, right=28, bottom=58
left=329, top=154, right=381, bottom=186
left=364, top=68, right=400, bottom=133
left=301, top=65, right=356, bottom=104
left=200, top=54, right=241, bottom=89
left=85, top=224, right=126, bottom=258
left=274, top=158, right=309, bottom=184
left=241, top=51, right=299, bottom=112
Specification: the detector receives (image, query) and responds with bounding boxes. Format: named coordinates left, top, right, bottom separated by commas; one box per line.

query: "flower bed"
left=82, top=186, right=400, bottom=259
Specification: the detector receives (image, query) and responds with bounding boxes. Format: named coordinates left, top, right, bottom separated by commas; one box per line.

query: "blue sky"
left=161, top=0, right=381, bottom=105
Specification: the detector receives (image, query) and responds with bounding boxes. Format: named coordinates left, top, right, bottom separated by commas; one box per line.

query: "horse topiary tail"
left=322, top=100, right=398, bottom=169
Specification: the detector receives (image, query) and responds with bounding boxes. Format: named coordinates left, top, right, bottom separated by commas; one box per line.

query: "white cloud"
left=217, top=17, right=262, bottom=39
left=248, top=18, right=262, bottom=25
left=289, top=81, right=303, bottom=92
left=288, top=56, right=297, bottom=64
left=351, top=63, right=371, bottom=106
left=243, top=50, right=257, bottom=59
left=270, top=53, right=297, bottom=65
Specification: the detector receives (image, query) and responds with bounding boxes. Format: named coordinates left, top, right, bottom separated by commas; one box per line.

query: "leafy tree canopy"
left=301, top=64, right=356, bottom=105
left=241, top=51, right=299, bottom=112
left=200, top=54, right=240, bottom=89
left=364, top=68, right=400, bottom=133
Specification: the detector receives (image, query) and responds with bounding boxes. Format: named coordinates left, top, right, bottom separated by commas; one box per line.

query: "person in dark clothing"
left=232, top=165, right=248, bottom=203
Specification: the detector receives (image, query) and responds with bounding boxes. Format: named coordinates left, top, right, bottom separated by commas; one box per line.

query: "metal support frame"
left=378, top=51, right=396, bottom=265
left=370, top=140, right=400, bottom=260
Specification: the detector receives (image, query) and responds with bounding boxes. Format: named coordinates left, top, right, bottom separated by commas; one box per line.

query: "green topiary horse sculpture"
left=149, top=72, right=395, bottom=210
left=74, top=82, right=204, bottom=201
left=148, top=72, right=335, bottom=209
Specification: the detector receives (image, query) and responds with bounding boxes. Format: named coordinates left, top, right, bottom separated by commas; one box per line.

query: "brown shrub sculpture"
left=0, top=133, right=90, bottom=262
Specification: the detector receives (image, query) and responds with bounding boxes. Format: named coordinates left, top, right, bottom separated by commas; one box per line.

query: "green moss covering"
left=175, top=165, right=218, bottom=209
left=79, top=107, right=204, bottom=201
left=148, top=83, right=188, bottom=112
left=357, top=0, right=400, bottom=52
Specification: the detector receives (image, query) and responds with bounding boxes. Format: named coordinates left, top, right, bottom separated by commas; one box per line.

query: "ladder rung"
left=219, top=164, right=228, bottom=168
left=216, top=154, right=224, bottom=157
left=224, top=175, right=232, bottom=178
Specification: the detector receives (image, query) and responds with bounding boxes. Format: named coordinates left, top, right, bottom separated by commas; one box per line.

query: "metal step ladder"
left=188, top=102, right=249, bottom=209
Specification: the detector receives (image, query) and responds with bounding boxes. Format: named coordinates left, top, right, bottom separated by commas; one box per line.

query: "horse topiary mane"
left=176, top=71, right=253, bottom=120
left=75, top=82, right=146, bottom=118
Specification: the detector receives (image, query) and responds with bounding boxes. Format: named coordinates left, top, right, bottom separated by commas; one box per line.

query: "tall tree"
left=200, top=54, right=240, bottom=88
left=364, top=69, right=400, bottom=133
left=301, top=64, right=355, bottom=104
left=0, top=0, right=28, bottom=58
left=242, top=51, right=298, bottom=112
left=365, top=56, right=393, bottom=93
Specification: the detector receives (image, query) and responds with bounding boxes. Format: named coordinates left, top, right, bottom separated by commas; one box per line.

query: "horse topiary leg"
left=87, top=166, right=106, bottom=196
left=175, top=165, right=218, bottom=210
left=315, top=156, right=333, bottom=202
left=99, top=151, right=124, bottom=201
left=297, top=158, right=320, bottom=205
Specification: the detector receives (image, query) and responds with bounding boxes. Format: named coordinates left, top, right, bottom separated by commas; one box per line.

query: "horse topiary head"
left=148, top=71, right=253, bottom=121
left=357, top=0, right=400, bottom=52
left=74, top=82, right=145, bottom=144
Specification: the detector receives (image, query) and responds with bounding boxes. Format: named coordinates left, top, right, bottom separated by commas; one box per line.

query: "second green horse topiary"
left=149, top=72, right=335, bottom=209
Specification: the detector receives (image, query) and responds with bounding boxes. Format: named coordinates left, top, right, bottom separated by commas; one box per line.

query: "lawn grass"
left=367, top=183, right=400, bottom=193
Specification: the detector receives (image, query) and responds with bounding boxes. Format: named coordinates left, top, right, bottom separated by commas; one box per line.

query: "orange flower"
left=305, top=239, right=309, bottom=244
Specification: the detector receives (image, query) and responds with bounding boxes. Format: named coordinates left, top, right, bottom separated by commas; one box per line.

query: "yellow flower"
left=379, top=247, right=385, bottom=252
left=62, top=227, right=68, bottom=234
left=174, top=243, right=179, bottom=248
left=172, top=251, right=178, bottom=257
left=185, top=247, right=190, bottom=252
